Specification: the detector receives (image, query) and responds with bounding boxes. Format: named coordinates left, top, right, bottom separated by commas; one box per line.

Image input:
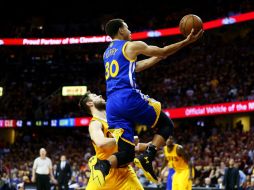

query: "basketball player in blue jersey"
left=89, top=18, right=203, bottom=187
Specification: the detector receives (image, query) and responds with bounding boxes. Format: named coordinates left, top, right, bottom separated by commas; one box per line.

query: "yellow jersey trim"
left=122, top=42, right=137, bottom=62
left=91, top=116, right=107, bottom=124
left=148, top=98, right=162, bottom=128
left=121, top=137, right=135, bottom=146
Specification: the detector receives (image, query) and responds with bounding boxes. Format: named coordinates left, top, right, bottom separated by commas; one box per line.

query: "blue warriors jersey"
left=103, top=40, right=144, bottom=98
left=103, top=40, right=162, bottom=143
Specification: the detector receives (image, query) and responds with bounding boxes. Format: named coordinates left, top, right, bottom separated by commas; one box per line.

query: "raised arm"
left=89, top=120, right=116, bottom=149
left=126, top=29, right=203, bottom=60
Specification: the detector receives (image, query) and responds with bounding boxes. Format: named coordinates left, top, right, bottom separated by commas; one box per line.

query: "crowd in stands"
left=0, top=21, right=254, bottom=120
left=0, top=124, right=254, bottom=189
left=0, top=0, right=252, bottom=38
left=0, top=128, right=93, bottom=189
left=1, top=1, right=254, bottom=190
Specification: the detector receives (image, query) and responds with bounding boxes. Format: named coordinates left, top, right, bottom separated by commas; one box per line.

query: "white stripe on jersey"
left=128, top=61, right=149, bottom=101
left=131, top=62, right=136, bottom=89
left=129, top=61, right=134, bottom=88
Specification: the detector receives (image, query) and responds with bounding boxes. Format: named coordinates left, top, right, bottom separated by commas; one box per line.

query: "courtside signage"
left=1, top=101, right=254, bottom=127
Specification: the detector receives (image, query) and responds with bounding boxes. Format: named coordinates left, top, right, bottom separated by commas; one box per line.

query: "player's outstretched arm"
left=126, top=29, right=203, bottom=59
left=89, top=120, right=116, bottom=149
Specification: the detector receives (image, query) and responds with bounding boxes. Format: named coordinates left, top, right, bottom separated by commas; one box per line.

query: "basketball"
left=179, top=14, right=203, bottom=37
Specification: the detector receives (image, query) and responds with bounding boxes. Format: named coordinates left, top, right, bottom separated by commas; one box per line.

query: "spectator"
left=55, top=155, right=72, bottom=190
left=203, top=177, right=214, bottom=188
left=216, top=177, right=224, bottom=189
left=239, top=169, right=247, bottom=190
left=251, top=169, right=254, bottom=187
left=223, top=158, right=239, bottom=190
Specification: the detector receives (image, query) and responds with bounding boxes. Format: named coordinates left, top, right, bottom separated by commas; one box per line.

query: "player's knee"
left=157, top=124, right=173, bottom=140
left=114, top=147, right=135, bottom=167
left=126, top=147, right=135, bottom=162
left=156, top=111, right=174, bottom=140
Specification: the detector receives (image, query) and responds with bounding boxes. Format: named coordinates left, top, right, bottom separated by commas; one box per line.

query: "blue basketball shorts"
left=106, top=89, right=161, bottom=143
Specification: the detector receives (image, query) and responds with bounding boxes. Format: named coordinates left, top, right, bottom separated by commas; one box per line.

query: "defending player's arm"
left=159, top=165, right=169, bottom=183
left=134, top=136, right=151, bottom=152
left=160, top=157, right=168, bottom=178
left=89, top=120, right=116, bottom=149
left=176, top=146, right=193, bottom=180
left=135, top=142, right=151, bottom=152
left=160, top=157, right=168, bottom=171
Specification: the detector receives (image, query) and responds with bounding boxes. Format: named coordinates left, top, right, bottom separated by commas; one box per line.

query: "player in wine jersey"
left=90, top=18, right=203, bottom=186
left=165, top=136, right=194, bottom=190
left=79, top=92, right=149, bottom=190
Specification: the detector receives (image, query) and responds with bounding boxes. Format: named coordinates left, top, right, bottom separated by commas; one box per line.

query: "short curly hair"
left=105, top=19, right=124, bottom=38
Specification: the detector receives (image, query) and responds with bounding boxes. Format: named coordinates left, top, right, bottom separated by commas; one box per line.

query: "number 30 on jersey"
left=105, top=60, right=119, bottom=80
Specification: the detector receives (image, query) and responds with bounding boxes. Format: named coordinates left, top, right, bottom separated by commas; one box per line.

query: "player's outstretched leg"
left=134, top=144, right=158, bottom=183
left=135, top=111, right=174, bottom=183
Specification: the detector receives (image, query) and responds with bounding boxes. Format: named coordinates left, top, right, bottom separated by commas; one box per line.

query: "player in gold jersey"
left=161, top=145, right=175, bottom=190
left=79, top=92, right=149, bottom=190
left=163, top=136, right=194, bottom=190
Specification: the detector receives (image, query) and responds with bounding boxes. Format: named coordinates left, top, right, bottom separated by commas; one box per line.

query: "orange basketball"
left=179, top=14, right=203, bottom=37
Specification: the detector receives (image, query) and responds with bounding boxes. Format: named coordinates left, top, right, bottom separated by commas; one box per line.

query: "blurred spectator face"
left=194, top=178, right=201, bottom=186
left=22, top=176, right=29, bottom=183
left=234, top=162, right=239, bottom=168
left=195, top=165, right=202, bottom=171
left=220, top=161, right=225, bottom=168
left=78, top=176, right=82, bottom=182
left=85, top=170, right=90, bottom=178
left=60, top=155, right=66, bottom=161
left=39, top=148, right=46, bottom=158
left=229, top=158, right=234, bottom=167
